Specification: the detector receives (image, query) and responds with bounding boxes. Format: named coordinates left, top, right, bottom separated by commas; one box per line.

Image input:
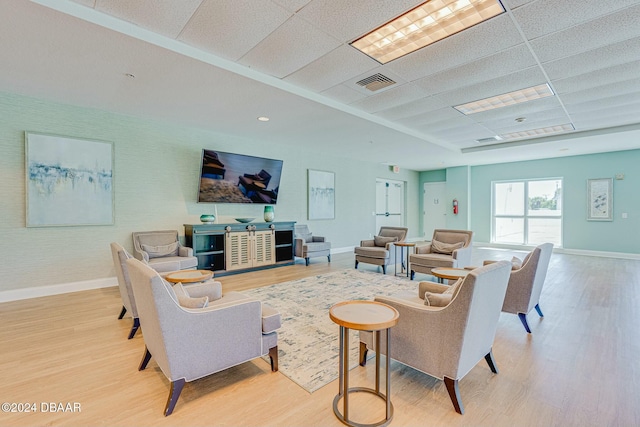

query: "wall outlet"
left=622, top=212, right=628, bottom=219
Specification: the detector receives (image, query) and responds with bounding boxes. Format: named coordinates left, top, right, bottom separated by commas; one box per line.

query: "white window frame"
left=491, top=178, right=563, bottom=247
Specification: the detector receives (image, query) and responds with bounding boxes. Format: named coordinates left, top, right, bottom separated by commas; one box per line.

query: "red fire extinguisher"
left=453, top=199, right=458, bottom=215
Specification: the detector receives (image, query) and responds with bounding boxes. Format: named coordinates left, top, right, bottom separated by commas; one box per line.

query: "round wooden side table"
left=329, top=300, right=399, bottom=427
left=394, top=242, right=416, bottom=277
left=430, top=267, right=469, bottom=284
left=164, top=269, right=214, bottom=284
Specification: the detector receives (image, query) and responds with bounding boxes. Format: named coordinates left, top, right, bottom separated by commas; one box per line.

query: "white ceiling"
left=2, top=0, right=640, bottom=170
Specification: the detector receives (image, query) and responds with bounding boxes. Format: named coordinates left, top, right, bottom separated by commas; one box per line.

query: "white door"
left=375, top=179, right=405, bottom=232
left=423, top=182, right=447, bottom=240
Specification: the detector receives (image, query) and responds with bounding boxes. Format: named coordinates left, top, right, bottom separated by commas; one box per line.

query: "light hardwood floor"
left=1, top=248, right=639, bottom=426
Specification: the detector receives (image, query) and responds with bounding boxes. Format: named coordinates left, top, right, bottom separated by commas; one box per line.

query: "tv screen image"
left=198, top=149, right=283, bottom=204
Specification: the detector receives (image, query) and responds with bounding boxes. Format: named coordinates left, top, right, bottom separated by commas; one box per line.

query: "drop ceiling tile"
left=284, top=45, right=379, bottom=92
left=415, top=115, right=478, bottom=133
left=375, top=95, right=448, bottom=120
left=413, top=44, right=536, bottom=96
left=272, top=0, right=312, bottom=13
left=572, top=105, right=640, bottom=130
left=552, top=61, right=640, bottom=94
left=296, top=0, right=420, bottom=43
left=542, top=36, right=640, bottom=81
left=481, top=108, right=570, bottom=133
left=427, top=123, right=496, bottom=142
left=564, top=91, right=640, bottom=114
left=349, top=82, right=428, bottom=113
left=321, top=83, right=368, bottom=104
left=178, top=0, right=291, bottom=61
left=239, top=15, right=341, bottom=78
left=560, top=78, right=640, bottom=106
left=436, top=66, right=547, bottom=107
left=529, top=4, right=640, bottom=63
left=502, top=0, right=537, bottom=9
left=386, top=14, right=523, bottom=82
left=395, top=107, right=462, bottom=128
left=94, top=0, right=203, bottom=39
left=513, top=0, right=638, bottom=41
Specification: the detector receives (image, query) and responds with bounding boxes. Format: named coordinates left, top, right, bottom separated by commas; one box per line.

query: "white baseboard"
left=0, top=277, right=117, bottom=303
left=474, top=242, right=640, bottom=260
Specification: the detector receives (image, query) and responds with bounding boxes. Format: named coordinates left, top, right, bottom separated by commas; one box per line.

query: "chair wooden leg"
left=327, top=254, right=331, bottom=263
left=410, top=270, right=415, bottom=280
left=128, top=318, right=140, bottom=339
left=484, top=349, right=499, bottom=374
left=305, top=257, right=310, bottom=266
left=355, top=260, right=359, bottom=269
left=518, top=313, right=532, bottom=333
left=382, top=265, right=386, bottom=274
left=118, top=305, right=127, bottom=319
left=535, top=303, right=544, bottom=317
left=359, top=341, right=368, bottom=366
left=443, top=377, right=464, bottom=414
left=164, top=378, right=185, bottom=416
left=269, top=346, right=279, bottom=372
left=138, top=346, right=152, bottom=371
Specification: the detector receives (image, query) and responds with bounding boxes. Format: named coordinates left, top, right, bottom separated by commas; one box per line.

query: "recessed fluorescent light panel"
left=500, top=123, right=575, bottom=140
left=454, top=83, right=555, bottom=115
left=350, top=0, right=505, bottom=64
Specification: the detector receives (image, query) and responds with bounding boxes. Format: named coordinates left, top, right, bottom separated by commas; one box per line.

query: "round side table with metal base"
left=329, top=301, right=400, bottom=427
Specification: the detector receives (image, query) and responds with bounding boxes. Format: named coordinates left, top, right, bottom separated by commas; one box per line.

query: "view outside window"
left=493, top=179, right=562, bottom=246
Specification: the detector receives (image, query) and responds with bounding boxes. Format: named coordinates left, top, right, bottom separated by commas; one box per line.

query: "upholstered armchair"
left=126, top=258, right=280, bottom=416
left=132, top=230, right=198, bottom=273
left=484, top=243, right=553, bottom=333
left=110, top=242, right=140, bottom=339
left=359, top=260, right=512, bottom=414
left=409, top=229, right=474, bottom=280
left=354, top=226, right=408, bottom=274
left=294, top=224, right=331, bottom=266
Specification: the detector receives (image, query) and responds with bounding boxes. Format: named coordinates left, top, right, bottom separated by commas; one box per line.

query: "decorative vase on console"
left=263, top=205, right=274, bottom=222
left=200, top=214, right=215, bottom=224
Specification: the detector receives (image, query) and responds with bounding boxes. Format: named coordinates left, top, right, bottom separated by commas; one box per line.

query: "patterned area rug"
left=243, top=269, right=418, bottom=393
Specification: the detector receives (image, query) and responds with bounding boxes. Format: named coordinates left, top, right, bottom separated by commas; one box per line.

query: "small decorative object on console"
left=235, top=218, right=255, bottom=223
left=200, top=214, right=216, bottom=223
left=264, top=205, right=275, bottom=222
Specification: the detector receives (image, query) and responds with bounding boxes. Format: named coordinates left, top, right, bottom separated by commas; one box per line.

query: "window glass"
left=494, top=182, right=524, bottom=215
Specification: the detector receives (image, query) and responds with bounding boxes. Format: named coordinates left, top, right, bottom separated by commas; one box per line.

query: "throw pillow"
left=172, top=282, right=209, bottom=309
left=443, top=278, right=463, bottom=296
left=430, top=239, right=464, bottom=255
left=424, top=292, right=452, bottom=307
left=142, top=241, right=180, bottom=259
left=511, top=256, right=523, bottom=270
left=374, top=235, right=398, bottom=247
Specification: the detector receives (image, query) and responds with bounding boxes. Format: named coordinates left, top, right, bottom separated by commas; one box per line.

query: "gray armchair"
left=294, top=224, right=331, bottom=266
left=409, top=229, right=473, bottom=280
left=484, top=243, right=553, bottom=333
left=110, top=242, right=139, bottom=339
left=354, top=226, right=408, bottom=274
left=132, top=230, right=197, bottom=273
left=359, top=260, right=512, bottom=414
left=126, top=258, right=280, bottom=416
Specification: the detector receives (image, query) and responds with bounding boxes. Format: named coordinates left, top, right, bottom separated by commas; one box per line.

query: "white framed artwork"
left=308, top=169, right=335, bottom=220
left=25, top=132, right=114, bottom=227
left=587, top=178, right=612, bottom=221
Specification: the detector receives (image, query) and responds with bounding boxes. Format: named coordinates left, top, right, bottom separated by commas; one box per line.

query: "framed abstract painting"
left=25, top=132, right=114, bottom=227
left=308, top=169, right=335, bottom=220
left=587, top=178, right=612, bottom=221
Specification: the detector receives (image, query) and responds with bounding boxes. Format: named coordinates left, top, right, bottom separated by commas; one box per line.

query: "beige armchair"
left=359, top=260, right=512, bottom=414
left=110, top=242, right=140, bottom=339
left=354, top=226, right=408, bottom=274
left=126, top=258, right=280, bottom=416
left=409, top=229, right=473, bottom=280
left=294, top=224, right=331, bottom=266
left=484, top=243, right=553, bottom=333
left=132, top=230, right=197, bottom=273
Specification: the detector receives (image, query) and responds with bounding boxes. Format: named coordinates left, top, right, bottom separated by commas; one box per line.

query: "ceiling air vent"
left=356, top=73, right=396, bottom=92
left=475, top=136, right=503, bottom=144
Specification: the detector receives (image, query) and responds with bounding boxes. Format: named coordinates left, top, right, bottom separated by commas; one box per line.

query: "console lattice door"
left=225, top=232, right=251, bottom=271
left=253, top=230, right=275, bottom=267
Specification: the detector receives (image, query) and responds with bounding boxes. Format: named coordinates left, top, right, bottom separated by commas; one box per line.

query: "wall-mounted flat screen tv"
left=198, top=149, right=283, bottom=204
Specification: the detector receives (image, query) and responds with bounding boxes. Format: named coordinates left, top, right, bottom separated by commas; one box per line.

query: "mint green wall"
left=470, top=151, right=640, bottom=253
left=0, top=92, right=419, bottom=291
left=445, top=166, right=471, bottom=230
